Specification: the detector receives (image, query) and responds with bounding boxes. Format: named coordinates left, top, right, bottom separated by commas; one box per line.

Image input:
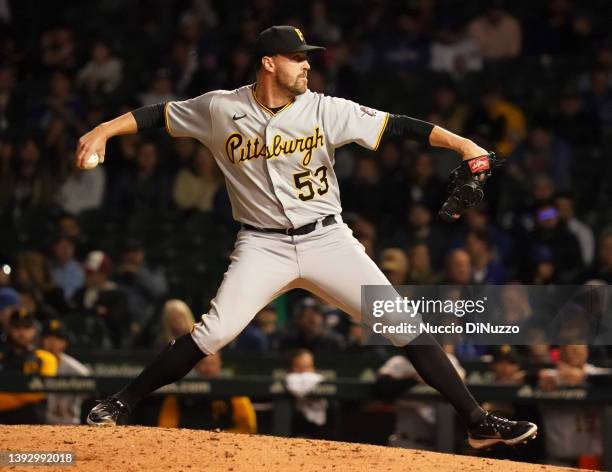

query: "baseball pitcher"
left=77, top=26, right=536, bottom=449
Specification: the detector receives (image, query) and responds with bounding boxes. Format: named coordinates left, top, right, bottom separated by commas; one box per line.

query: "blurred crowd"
left=0, top=0, right=610, bottom=348
left=0, top=0, right=611, bottom=466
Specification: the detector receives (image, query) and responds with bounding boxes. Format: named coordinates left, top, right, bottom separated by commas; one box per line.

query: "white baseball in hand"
left=83, top=152, right=99, bottom=169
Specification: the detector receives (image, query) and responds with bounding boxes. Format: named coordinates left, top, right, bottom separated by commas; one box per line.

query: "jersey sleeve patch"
left=321, top=95, right=389, bottom=150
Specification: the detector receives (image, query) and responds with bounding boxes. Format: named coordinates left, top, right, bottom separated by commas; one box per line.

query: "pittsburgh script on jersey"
left=225, top=126, right=324, bottom=166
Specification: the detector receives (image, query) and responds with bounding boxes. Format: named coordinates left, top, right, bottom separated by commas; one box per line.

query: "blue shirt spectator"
left=48, top=237, right=84, bottom=301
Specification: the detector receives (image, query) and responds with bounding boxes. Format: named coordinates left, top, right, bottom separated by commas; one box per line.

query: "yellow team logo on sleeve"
left=294, top=28, right=305, bottom=42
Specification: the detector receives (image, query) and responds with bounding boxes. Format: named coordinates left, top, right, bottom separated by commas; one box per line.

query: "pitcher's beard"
left=277, top=76, right=308, bottom=96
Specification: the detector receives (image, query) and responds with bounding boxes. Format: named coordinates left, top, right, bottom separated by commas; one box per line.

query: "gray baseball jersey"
left=165, top=84, right=415, bottom=353
left=165, top=84, right=389, bottom=229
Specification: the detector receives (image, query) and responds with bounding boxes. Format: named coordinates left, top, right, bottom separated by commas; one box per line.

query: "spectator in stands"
left=582, top=231, right=612, bottom=284
left=14, top=251, right=66, bottom=316
left=448, top=205, right=512, bottom=262
left=0, top=309, right=57, bottom=424
left=444, top=249, right=473, bottom=284
left=430, top=20, right=482, bottom=80
left=499, top=285, right=533, bottom=326
left=0, top=137, right=15, bottom=218
left=407, top=243, right=441, bottom=284
left=487, top=345, right=525, bottom=385
left=552, top=87, right=601, bottom=149
left=71, top=250, right=128, bottom=348
left=525, top=329, right=553, bottom=364
left=76, top=40, right=123, bottom=96
left=467, top=1, right=522, bottom=61
left=379, top=10, right=430, bottom=74
left=56, top=146, right=106, bottom=215
left=114, top=240, right=167, bottom=340
left=164, top=137, right=197, bottom=176
left=530, top=0, right=576, bottom=57
left=428, top=82, right=469, bottom=134
left=0, top=286, right=19, bottom=340
left=156, top=352, right=257, bottom=433
left=280, top=298, right=344, bottom=353
left=39, top=27, right=76, bottom=71
left=344, top=320, right=363, bottom=351
left=510, top=123, right=572, bottom=191
left=110, top=140, right=171, bottom=216
left=523, top=205, right=583, bottom=283
left=582, top=67, right=612, bottom=130
left=234, top=304, right=280, bottom=352
left=385, top=204, right=445, bottom=271
left=9, top=136, right=57, bottom=218
left=169, top=41, right=199, bottom=96
left=465, top=230, right=507, bottom=284
left=511, top=173, right=557, bottom=233
left=0, top=66, right=23, bottom=136
left=173, top=145, right=223, bottom=212
left=555, top=193, right=595, bottom=266
left=589, top=42, right=612, bottom=83
left=378, top=141, right=408, bottom=224
left=405, top=152, right=446, bottom=213
left=41, top=319, right=89, bottom=424
left=525, top=245, right=557, bottom=285
left=474, top=85, right=527, bottom=156
left=374, top=344, right=464, bottom=450
left=463, top=93, right=503, bottom=153
left=40, top=71, right=85, bottom=135
left=225, top=48, right=253, bottom=90
left=285, top=348, right=330, bottom=439
left=139, top=68, right=176, bottom=106
left=155, top=299, right=196, bottom=349
left=309, top=0, right=341, bottom=45
left=56, top=213, right=89, bottom=260
left=379, top=248, right=410, bottom=285
left=104, top=133, right=140, bottom=179
left=48, top=236, right=84, bottom=302
left=341, top=156, right=383, bottom=224
left=538, top=345, right=605, bottom=467
left=177, top=12, right=204, bottom=52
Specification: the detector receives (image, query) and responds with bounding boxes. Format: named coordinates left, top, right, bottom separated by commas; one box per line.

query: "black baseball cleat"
left=87, top=397, right=130, bottom=426
left=468, top=413, right=538, bottom=449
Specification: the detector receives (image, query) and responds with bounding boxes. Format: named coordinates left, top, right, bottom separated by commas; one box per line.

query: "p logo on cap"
left=294, top=28, right=305, bottom=43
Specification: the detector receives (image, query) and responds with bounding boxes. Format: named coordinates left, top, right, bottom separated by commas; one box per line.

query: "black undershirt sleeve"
left=383, top=114, right=435, bottom=143
left=132, top=103, right=165, bottom=131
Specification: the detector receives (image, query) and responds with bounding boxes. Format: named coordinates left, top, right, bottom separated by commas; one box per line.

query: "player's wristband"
left=384, top=114, right=434, bottom=143
left=132, top=103, right=165, bottom=131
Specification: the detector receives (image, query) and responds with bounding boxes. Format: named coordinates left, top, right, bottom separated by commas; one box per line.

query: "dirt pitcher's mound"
left=0, top=425, right=578, bottom=472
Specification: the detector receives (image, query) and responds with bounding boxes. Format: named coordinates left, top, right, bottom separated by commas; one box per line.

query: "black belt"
left=242, top=215, right=337, bottom=236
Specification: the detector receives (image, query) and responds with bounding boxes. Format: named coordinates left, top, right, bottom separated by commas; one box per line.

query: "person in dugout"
left=0, top=308, right=57, bottom=424
left=131, top=352, right=256, bottom=433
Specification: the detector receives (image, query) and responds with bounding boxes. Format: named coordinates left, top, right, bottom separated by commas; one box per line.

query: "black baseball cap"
left=492, top=345, right=521, bottom=364
left=254, top=26, right=325, bottom=58
left=9, top=308, right=35, bottom=328
left=42, top=319, right=71, bottom=341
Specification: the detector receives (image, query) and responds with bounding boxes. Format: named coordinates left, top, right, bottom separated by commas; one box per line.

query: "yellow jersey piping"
left=164, top=102, right=176, bottom=137
left=251, top=85, right=295, bottom=116
left=373, top=112, right=389, bottom=151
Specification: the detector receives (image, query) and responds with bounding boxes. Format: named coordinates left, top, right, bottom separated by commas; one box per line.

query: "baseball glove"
left=438, top=152, right=503, bottom=222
